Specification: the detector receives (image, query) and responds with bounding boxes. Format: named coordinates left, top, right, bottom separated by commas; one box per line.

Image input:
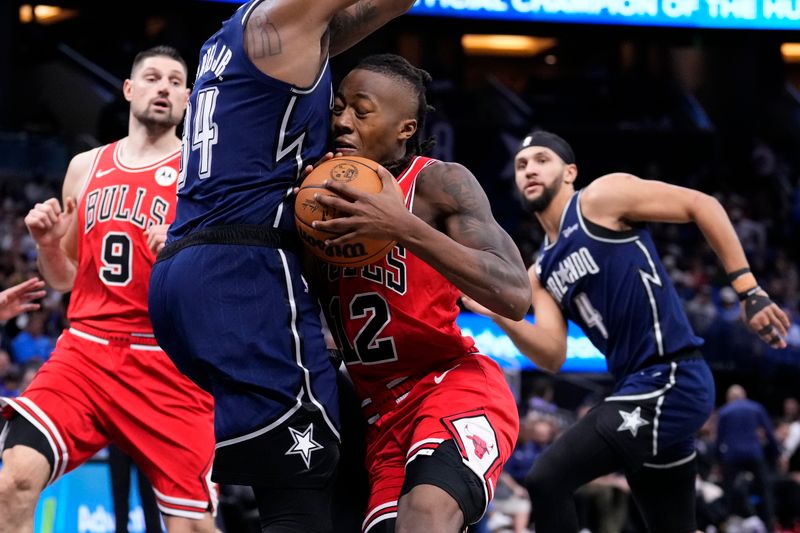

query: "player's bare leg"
left=0, top=445, right=51, bottom=533
left=163, top=513, right=217, bottom=533
left=396, top=484, right=464, bottom=533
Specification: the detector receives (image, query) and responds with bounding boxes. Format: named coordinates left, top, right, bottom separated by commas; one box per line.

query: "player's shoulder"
left=416, top=159, right=476, bottom=190
left=63, top=146, right=105, bottom=199
left=68, top=146, right=103, bottom=170
left=580, top=172, right=639, bottom=210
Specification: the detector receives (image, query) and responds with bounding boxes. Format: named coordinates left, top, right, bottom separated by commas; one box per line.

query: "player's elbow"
left=536, top=350, right=566, bottom=374
left=493, top=286, right=531, bottom=321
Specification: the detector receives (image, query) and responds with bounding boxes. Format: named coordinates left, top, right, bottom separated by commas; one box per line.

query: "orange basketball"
left=295, top=156, right=400, bottom=267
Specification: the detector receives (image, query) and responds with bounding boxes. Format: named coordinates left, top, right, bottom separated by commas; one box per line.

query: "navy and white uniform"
left=148, top=0, right=339, bottom=486
left=535, top=191, right=714, bottom=466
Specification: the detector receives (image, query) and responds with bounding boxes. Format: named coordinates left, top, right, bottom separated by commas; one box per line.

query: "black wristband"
left=737, top=285, right=761, bottom=302
left=727, top=267, right=751, bottom=284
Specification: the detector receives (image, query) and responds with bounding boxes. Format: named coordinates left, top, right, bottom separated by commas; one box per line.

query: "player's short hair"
left=354, top=54, right=436, bottom=174
left=131, top=45, right=188, bottom=79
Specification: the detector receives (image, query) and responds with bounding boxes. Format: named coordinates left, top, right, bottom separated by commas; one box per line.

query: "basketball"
left=295, top=156, right=400, bottom=268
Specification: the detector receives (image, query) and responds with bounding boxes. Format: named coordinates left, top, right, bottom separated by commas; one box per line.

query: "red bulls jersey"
left=320, top=156, right=477, bottom=406
left=68, top=141, right=179, bottom=333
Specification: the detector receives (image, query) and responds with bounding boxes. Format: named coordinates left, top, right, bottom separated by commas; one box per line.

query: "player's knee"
left=163, top=513, right=215, bottom=533
left=397, top=485, right=463, bottom=533
left=0, top=455, right=47, bottom=508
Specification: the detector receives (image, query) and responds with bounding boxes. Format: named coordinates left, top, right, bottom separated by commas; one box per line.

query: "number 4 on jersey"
left=178, top=87, right=220, bottom=189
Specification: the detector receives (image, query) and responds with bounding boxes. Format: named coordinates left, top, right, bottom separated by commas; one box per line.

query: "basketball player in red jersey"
left=310, top=54, right=531, bottom=533
left=0, top=47, right=216, bottom=533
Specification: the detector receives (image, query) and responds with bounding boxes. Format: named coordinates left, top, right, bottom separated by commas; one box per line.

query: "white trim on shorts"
left=643, top=451, right=697, bottom=469
left=1, top=396, right=69, bottom=484
left=363, top=500, right=399, bottom=533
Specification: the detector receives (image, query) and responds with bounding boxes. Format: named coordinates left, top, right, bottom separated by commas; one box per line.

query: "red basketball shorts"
left=1, top=326, right=217, bottom=519
left=361, top=354, right=519, bottom=532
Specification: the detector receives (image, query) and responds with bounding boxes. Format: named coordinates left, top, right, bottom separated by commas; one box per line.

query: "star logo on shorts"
left=285, top=424, right=323, bottom=469
left=617, top=406, right=649, bottom=438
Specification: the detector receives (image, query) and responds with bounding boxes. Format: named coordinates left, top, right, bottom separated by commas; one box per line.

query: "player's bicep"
left=329, top=0, right=412, bottom=56
left=429, top=164, right=518, bottom=257
left=59, top=150, right=95, bottom=263
left=583, top=173, right=702, bottom=225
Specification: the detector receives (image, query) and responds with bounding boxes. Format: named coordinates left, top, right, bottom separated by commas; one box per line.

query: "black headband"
left=516, top=131, right=576, bottom=165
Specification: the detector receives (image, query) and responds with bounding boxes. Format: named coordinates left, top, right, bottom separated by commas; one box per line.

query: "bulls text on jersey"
left=84, top=185, right=170, bottom=233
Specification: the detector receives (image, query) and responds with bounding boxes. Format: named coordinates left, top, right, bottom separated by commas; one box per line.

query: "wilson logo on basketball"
left=297, top=226, right=368, bottom=259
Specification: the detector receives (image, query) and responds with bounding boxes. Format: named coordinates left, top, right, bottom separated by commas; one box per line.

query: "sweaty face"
left=514, top=146, right=567, bottom=212
left=331, top=69, right=417, bottom=164
left=127, top=56, right=188, bottom=130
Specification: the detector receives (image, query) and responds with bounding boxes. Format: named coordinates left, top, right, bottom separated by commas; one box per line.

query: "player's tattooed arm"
left=244, top=13, right=282, bottom=59
left=412, top=162, right=531, bottom=320
left=328, top=0, right=414, bottom=56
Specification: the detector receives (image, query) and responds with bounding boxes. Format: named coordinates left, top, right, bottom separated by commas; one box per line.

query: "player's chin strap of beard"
left=729, top=267, right=780, bottom=345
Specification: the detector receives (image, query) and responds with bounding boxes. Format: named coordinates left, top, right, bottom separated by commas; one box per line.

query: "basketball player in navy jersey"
left=310, top=54, right=530, bottom=533
left=147, top=2, right=414, bottom=532
left=462, top=130, right=791, bottom=533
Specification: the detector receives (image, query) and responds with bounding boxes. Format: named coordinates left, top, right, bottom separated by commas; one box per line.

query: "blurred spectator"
left=0, top=348, right=20, bottom=397
left=492, top=418, right=554, bottom=533
left=525, top=377, right=573, bottom=431
left=774, top=417, right=800, bottom=531
left=783, top=398, right=800, bottom=423
left=686, top=285, right=718, bottom=335
left=10, top=311, right=54, bottom=364
left=717, top=384, right=779, bottom=530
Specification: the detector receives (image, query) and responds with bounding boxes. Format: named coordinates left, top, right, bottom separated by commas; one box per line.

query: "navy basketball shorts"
left=596, top=354, right=715, bottom=470
left=149, top=243, right=340, bottom=486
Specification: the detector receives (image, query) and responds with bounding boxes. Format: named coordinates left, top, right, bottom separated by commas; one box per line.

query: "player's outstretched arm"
left=0, top=278, right=46, bottom=321
left=243, top=0, right=413, bottom=85
left=25, top=150, right=93, bottom=292
left=581, top=172, right=790, bottom=348
left=315, top=162, right=530, bottom=319
left=329, top=0, right=416, bottom=56
left=462, top=267, right=568, bottom=373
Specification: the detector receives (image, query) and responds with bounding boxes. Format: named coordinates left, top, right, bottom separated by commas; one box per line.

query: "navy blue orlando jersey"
left=534, top=191, right=703, bottom=381
left=170, top=0, right=332, bottom=239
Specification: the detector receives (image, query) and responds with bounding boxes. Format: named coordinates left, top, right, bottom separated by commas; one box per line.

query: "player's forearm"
left=691, top=194, right=750, bottom=277
left=492, top=316, right=566, bottom=373
left=400, top=217, right=530, bottom=320
left=36, top=244, right=76, bottom=292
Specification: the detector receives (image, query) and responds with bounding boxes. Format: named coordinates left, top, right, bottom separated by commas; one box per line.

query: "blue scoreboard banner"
left=410, top=0, right=800, bottom=29
left=31, top=462, right=155, bottom=533
left=456, top=312, right=607, bottom=372
left=200, top=0, right=800, bottom=30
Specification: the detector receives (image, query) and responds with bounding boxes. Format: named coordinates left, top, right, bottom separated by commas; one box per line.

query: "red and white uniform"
left=320, top=156, right=519, bottom=532
left=1, top=141, right=217, bottom=519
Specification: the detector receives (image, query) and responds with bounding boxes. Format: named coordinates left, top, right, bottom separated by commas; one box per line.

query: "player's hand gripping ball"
left=295, top=156, right=400, bottom=267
